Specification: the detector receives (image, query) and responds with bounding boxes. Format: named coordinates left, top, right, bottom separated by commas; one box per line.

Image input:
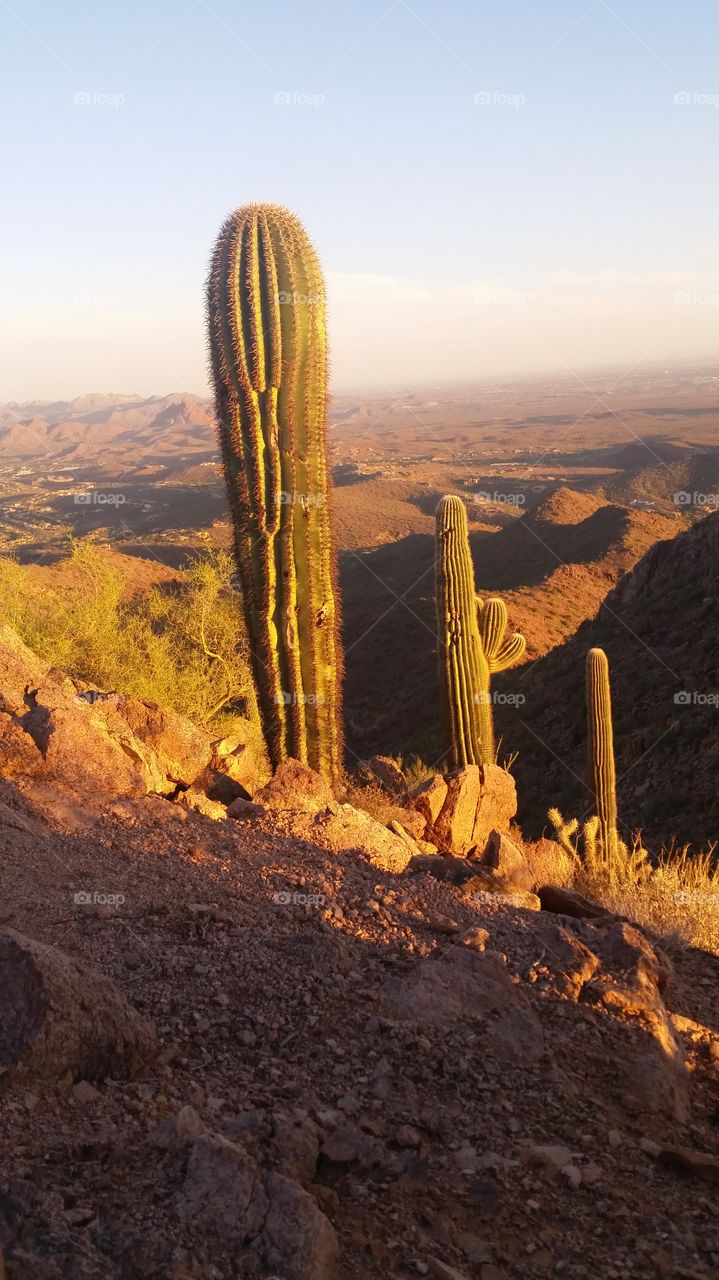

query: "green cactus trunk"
left=207, top=204, right=342, bottom=784
left=435, top=496, right=493, bottom=766
left=586, top=647, right=619, bottom=861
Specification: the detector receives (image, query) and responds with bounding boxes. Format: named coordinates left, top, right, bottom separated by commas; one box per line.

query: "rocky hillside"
left=0, top=628, right=718, bottom=1278
left=499, top=512, right=719, bottom=849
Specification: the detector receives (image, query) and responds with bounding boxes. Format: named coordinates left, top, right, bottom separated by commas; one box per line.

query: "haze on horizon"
left=2, top=0, right=719, bottom=402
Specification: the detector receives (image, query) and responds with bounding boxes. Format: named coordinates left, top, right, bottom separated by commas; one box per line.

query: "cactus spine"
left=586, top=647, right=618, bottom=861
left=207, top=204, right=342, bottom=783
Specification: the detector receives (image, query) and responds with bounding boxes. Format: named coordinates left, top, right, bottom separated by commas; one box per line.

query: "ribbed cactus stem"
left=586, top=647, right=618, bottom=860
left=435, top=496, right=492, bottom=765
left=207, top=204, right=342, bottom=783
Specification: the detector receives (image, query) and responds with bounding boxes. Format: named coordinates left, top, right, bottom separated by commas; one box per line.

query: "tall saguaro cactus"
left=435, top=496, right=492, bottom=766
left=207, top=204, right=342, bottom=783
left=586, top=647, right=619, bottom=860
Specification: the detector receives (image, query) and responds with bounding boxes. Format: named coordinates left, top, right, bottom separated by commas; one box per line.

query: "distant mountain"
left=0, top=393, right=215, bottom=463
left=502, top=512, right=719, bottom=850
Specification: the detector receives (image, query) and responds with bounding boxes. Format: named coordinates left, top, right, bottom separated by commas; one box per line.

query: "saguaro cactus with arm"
left=435, top=495, right=491, bottom=766
left=206, top=203, right=342, bottom=783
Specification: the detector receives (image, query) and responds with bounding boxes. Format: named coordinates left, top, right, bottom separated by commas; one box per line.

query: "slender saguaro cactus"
left=586, top=647, right=619, bottom=860
left=435, top=496, right=492, bottom=766
left=207, top=204, right=342, bottom=783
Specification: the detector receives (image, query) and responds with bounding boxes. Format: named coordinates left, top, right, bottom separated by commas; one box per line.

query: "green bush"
left=0, top=541, right=261, bottom=733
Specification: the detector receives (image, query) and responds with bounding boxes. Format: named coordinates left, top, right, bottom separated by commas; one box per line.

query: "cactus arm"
left=489, top=632, right=526, bottom=672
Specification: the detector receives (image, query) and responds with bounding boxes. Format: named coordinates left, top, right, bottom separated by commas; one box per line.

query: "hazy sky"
left=2, top=0, right=719, bottom=400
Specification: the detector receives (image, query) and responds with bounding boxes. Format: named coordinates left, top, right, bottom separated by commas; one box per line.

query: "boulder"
left=471, top=764, right=517, bottom=850
left=433, top=766, right=480, bottom=856
left=408, top=773, right=448, bottom=828
left=19, top=673, right=153, bottom=797
left=537, top=885, right=609, bottom=919
left=298, top=804, right=414, bottom=874
left=536, top=923, right=601, bottom=999
left=176, top=789, right=226, bottom=821
left=478, top=828, right=527, bottom=882
left=0, top=716, right=42, bottom=779
left=577, top=920, right=688, bottom=1120
left=255, top=759, right=334, bottom=814
left=0, top=624, right=47, bottom=716
left=262, top=1172, right=338, bottom=1280
left=382, top=947, right=544, bottom=1063
left=358, top=754, right=408, bottom=800
left=117, top=696, right=212, bottom=786
left=269, top=1108, right=321, bottom=1183
left=0, top=929, right=157, bottom=1086
left=208, top=728, right=262, bottom=793
left=227, top=796, right=267, bottom=820
left=178, top=1132, right=268, bottom=1236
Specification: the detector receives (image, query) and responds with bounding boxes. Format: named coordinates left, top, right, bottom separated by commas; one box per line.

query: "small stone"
left=561, top=1164, right=582, bottom=1189
left=72, top=1080, right=100, bottom=1104
left=396, top=1124, right=422, bottom=1148
left=337, top=1093, right=360, bottom=1116
left=464, top=927, right=490, bottom=952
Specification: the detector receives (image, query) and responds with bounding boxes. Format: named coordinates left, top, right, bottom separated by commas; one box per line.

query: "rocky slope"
left=0, top=631, right=718, bottom=1278
left=499, top=511, right=719, bottom=849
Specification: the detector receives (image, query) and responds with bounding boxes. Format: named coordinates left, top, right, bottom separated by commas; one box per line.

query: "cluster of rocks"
left=0, top=623, right=260, bottom=826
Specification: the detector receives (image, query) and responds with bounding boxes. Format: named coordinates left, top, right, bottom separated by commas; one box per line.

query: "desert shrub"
left=546, top=807, right=719, bottom=954
left=0, top=542, right=262, bottom=738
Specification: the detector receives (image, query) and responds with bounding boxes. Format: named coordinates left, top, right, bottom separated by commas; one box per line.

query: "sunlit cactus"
left=586, top=647, right=619, bottom=860
left=206, top=203, right=342, bottom=784
left=435, top=495, right=492, bottom=766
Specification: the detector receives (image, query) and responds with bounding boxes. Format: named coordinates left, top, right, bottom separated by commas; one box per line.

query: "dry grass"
left=536, top=809, right=719, bottom=955
left=342, top=778, right=410, bottom=829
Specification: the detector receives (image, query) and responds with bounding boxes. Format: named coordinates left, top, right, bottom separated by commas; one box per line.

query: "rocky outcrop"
left=407, top=763, right=518, bottom=856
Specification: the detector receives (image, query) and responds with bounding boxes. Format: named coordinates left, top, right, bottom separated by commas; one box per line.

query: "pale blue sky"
left=1, top=0, right=719, bottom=399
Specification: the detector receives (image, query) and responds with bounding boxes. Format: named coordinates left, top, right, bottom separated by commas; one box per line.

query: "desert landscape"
left=3, top=0, right=719, bottom=1275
